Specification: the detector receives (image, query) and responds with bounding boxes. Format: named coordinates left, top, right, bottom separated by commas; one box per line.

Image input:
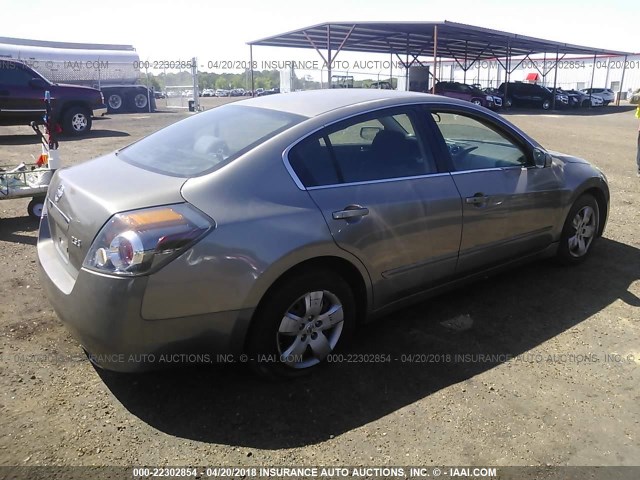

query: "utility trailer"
left=0, top=36, right=155, bottom=114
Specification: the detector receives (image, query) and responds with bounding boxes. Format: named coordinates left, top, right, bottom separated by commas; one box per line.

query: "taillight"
left=83, top=203, right=213, bottom=276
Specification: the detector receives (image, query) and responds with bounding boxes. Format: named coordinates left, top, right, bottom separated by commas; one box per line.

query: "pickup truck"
left=0, top=59, right=106, bottom=135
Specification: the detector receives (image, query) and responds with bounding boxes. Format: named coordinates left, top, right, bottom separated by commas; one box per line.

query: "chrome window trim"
left=450, top=167, right=503, bottom=175
left=451, top=165, right=529, bottom=175
left=306, top=172, right=452, bottom=191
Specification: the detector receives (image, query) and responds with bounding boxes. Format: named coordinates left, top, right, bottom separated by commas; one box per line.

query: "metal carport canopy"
left=248, top=20, right=631, bottom=60
left=247, top=21, right=633, bottom=106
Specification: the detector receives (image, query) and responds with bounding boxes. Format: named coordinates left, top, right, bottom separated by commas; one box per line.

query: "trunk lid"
left=46, top=152, right=186, bottom=271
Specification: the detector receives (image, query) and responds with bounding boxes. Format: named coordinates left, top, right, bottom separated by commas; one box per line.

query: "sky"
left=1, top=0, right=638, bottom=75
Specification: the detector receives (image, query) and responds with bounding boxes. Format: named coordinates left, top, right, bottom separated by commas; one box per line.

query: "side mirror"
left=533, top=148, right=552, bottom=168
left=360, top=126, right=381, bottom=141
left=29, top=78, right=47, bottom=89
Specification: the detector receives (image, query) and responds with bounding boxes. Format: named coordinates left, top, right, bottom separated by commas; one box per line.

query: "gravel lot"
left=0, top=98, right=638, bottom=473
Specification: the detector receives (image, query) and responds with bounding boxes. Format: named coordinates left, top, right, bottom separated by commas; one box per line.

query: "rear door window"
left=288, top=108, right=437, bottom=187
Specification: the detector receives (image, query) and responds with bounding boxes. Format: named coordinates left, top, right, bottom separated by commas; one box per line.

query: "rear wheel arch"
left=244, top=256, right=370, bottom=377
left=249, top=256, right=370, bottom=331
left=59, top=101, right=90, bottom=119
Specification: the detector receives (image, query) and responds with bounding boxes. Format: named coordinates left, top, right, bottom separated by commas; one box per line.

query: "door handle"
left=332, top=206, right=370, bottom=220
left=465, top=194, right=490, bottom=205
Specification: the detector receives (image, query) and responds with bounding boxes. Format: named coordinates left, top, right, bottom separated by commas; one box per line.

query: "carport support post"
left=432, top=25, right=438, bottom=93
left=405, top=34, right=410, bottom=91
left=463, top=41, right=468, bottom=84
left=552, top=49, right=559, bottom=110
left=503, top=41, right=511, bottom=106
left=249, top=45, right=255, bottom=96
left=327, top=25, right=332, bottom=89
left=191, top=57, right=199, bottom=111
left=617, top=55, right=628, bottom=106
left=588, top=53, right=597, bottom=104
left=604, top=57, right=611, bottom=89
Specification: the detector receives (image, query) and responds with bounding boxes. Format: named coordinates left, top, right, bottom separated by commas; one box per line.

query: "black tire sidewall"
left=557, top=194, right=599, bottom=265
left=107, top=93, right=124, bottom=113
left=246, top=269, right=356, bottom=378
left=130, top=92, right=149, bottom=112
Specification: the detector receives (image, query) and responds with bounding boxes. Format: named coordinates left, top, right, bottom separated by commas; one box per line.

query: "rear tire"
left=246, top=269, right=356, bottom=379
left=107, top=93, right=124, bottom=113
left=556, top=194, right=600, bottom=265
left=130, top=92, right=149, bottom=112
left=62, top=106, right=92, bottom=136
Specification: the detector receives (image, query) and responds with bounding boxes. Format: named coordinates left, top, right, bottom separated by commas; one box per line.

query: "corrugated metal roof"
left=248, top=21, right=632, bottom=59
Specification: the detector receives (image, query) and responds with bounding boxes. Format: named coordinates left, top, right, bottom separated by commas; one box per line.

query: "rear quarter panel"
left=142, top=130, right=373, bottom=320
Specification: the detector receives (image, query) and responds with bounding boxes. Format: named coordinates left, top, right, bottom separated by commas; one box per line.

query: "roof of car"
left=236, top=88, right=448, bottom=117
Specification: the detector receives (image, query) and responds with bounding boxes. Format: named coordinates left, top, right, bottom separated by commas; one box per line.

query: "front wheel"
left=556, top=194, right=600, bottom=265
left=62, top=106, right=92, bottom=136
left=246, top=269, right=356, bottom=378
left=542, top=99, right=551, bottom=110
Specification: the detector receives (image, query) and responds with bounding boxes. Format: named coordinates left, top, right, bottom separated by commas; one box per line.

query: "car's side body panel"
left=35, top=90, right=611, bottom=372
left=308, top=175, right=462, bottom=308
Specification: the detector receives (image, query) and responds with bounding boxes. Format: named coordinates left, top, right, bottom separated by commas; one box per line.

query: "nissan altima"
left=37, top=89, right=609, bottom=377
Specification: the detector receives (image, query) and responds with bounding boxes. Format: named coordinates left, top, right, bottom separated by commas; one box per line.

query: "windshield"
left=119, top=104, right=306, bottom=177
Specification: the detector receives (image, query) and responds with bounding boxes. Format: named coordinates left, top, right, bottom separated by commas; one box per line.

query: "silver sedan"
left=37, top=89, right=609, bottom=377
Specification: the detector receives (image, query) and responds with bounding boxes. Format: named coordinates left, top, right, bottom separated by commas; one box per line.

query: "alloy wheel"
left=71, top=113, right=88, bottom=131
left=568, top=205, right=597, bottom=257
left=276, top=290, right=344, bottom=369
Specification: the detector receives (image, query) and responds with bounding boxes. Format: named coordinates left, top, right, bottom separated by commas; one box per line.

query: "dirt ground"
left=0, top=98, right=638, bottom=473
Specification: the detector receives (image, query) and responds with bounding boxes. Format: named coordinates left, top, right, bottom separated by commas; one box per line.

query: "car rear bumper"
left=37, top=221, right=254, bottom=372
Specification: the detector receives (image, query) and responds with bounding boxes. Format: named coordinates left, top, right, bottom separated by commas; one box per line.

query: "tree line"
left=141, top=70, right=396, bottom=92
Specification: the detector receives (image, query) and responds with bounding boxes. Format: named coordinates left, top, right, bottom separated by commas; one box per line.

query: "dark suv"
left=498, top=82, right=568, bottom=110
left=434, top=82, right=496, bottom=109
left=0, top=59, right=106, bottom=135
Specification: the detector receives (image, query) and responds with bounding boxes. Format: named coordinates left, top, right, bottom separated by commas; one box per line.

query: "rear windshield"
left=119, top=104, right=306, bottom=177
